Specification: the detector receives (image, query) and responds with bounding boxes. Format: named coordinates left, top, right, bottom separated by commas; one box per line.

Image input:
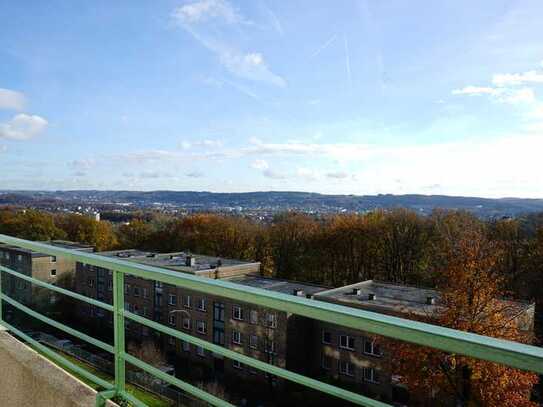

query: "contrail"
left=343, top=34, right=352, bottom=85
left=311, top=33, right=337, bottom=58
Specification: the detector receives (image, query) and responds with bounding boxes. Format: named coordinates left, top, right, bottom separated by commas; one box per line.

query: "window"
left=197, top=320, right=207, bottom=334
left=168, top=336, right=176, bottom=345
left=143, top=288, right=149, bottom=298
left=17, top=254, right=22, bottom=262
left=5, top=252, right=10, bottom=260
left=232, top=330, right=242, bottom=345
left=182, top=317, right=191, bottom=330
left=142, top=327, right=149, bottom=336
left=133, top=287, right=140, bottom=297
left=107, top=280, right=113, bottom=291
left=196, top=346, right=205, bottom=357
left=197, top=297, right=206, bottom=311
left=50, top=269, right=57, bottom=277
left=133, top=305, right=140, bottom=315
left=322, top=330, right=332, bottom=344
left=143, top=306, right=149, bottom=317
left=265, top=340, right=276, bottom=354
left=168, top=294, right=177, bottom=306
left=124, top=284, right=130, bottom=295
left=168, top=314, right=176, bottom=326
left=155, top=281, right=163, bottom=289
left=339, top=360, right=354, bottom=376
left=213, top=328, right=225, bottom=346
left=184, top=295, right=191, bottom=308
left=232, top=305, right=243, bottom=320
left=156, top=296, right=162, bottom=306
left=363, top=367, right=380, bottom=384
left=249, top=335, right=258, bottom=349
left=233, top=360, right=242, bottom=369
left=182, top=341, right=190, bottom=352
left=51, top=256, right=57, bottom=263
left=88, top=278, right=94, bottom=288
left=124, top=302, right=129, bottom=311
left=363, top=339, right=382, bottom=357
left=250, top=310, right=258, bottom=324
left=339, top=335, right=355, bottom=350
left=266, top=313, right=277, bottom=328
left=321, top=354, right=332, bottom=370
left=213, top=302, right=224, bottom=322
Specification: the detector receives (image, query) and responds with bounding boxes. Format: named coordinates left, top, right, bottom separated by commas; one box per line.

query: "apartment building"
left=164, top=275, right=327, bottom=385
left=73, top=248, right=331, bottom=388
left=0, top=240, right=94, bottom=309
left=311, top=280, right=536, bottom=403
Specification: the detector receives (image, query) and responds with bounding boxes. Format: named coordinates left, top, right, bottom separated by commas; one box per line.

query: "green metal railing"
left=0, top=234, right=542, bottom=407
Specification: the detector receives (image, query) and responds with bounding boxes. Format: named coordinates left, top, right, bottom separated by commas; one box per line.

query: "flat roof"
left=96, top=249, right=259, bottom=274
left=314, top=280, right=442, bottom=316
left=0, top=241, right=94, bottom=258
left=226, top=275, right=329, bottom=297
left=313, top=280, right=534, bottom=317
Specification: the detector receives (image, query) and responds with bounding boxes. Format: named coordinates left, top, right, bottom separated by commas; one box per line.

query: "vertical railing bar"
left=0, top=267, right=3, bottom=325
left=113, top=270, right=126, bottom=395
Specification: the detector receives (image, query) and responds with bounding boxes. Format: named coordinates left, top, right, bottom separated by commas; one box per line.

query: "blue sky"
left=1, top=0, right=543, bottom=197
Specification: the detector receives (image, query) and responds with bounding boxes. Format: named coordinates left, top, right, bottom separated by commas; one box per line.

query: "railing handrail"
left=1, top=234, right=542, bottom=407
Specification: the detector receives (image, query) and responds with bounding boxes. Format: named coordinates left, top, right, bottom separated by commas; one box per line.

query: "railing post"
left=113, top=270, right=125, bottom=395
left=0, top=267, right=3, bottom=325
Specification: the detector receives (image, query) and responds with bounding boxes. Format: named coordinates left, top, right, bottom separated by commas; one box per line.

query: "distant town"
left=2, top=190, right=543, bottom=221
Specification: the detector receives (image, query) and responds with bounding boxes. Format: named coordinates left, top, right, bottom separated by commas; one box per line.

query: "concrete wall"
left=0, top=329, right=116, bottom=407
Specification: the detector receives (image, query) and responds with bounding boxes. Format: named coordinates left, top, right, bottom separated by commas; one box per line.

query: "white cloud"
left=326, top=171, right=349, bottom=179
left=0, top=88, right=26, bottom=111
left=495, top=87, right=535, bottom=104
left=173, top=0, right=244, bottom=24
left=219, top=51, right=286, bottom=87
left=262, top=168, right=286, bottom=179
left=492, top=70, right=543, bottom=87
left=180, top=138, right=223, bottom=149
left=296, top=167, right=319, bottom=181
left=173, top=3, right=286, bottom=87
left=452, top=86, right=499, bottom=96
left=69, top=159, right=96, bottom=171
left=0, top=114, right=48, bottom=140
left=186, top=170, right=204, bottom=178
left=526, top=104, right=543, bottom=120
left=452, top=85, right=535, bottom=104
left=251, top=159, right=269, bottom=170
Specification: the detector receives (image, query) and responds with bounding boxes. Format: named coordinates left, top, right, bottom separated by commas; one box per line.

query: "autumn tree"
left=118, top=218, right=155, bottom=249
left=269, top=213, right=320, bottom=281
left=55, top=213, right=118, bottom=251
left=389, top=230, right=538, bottom=406
left=0, top=209, right=66, bottom=241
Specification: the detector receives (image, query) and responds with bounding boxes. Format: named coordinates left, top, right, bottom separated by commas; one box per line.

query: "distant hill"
left=1, top=190, right=543, bottom=218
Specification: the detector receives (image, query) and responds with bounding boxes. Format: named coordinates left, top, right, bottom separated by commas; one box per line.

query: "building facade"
left=0, top=241, right=94, bottom=309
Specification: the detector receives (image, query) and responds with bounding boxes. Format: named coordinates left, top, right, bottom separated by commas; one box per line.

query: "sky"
left=1, top=0, right=543, bottom=198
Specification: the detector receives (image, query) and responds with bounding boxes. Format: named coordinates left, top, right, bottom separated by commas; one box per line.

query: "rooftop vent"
left=368, top=293, right=377, bottom=301
left=352, top=288, right=361, bottom=295
left=293, top=289, right=304, bottom=296
left=426, top=296, right=436, bottom=305
left=185, top=255, right=196, bottom=267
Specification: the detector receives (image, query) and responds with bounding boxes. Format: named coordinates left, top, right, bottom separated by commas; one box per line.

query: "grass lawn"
left=33, top=346, right=172, bottom=407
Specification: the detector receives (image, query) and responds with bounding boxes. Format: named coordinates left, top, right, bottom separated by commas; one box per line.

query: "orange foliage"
left=389, top=230, right=538, bottom=406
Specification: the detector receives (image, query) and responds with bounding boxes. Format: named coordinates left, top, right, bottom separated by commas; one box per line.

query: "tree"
left=55, top=214, right=118, bottom=251
left=388, top=230, right=538, bottom=406
left=0, top=209, right=66, bottom=241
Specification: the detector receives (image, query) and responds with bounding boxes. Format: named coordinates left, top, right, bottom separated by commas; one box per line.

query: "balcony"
left=0, top=233, right=542, bottom=407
